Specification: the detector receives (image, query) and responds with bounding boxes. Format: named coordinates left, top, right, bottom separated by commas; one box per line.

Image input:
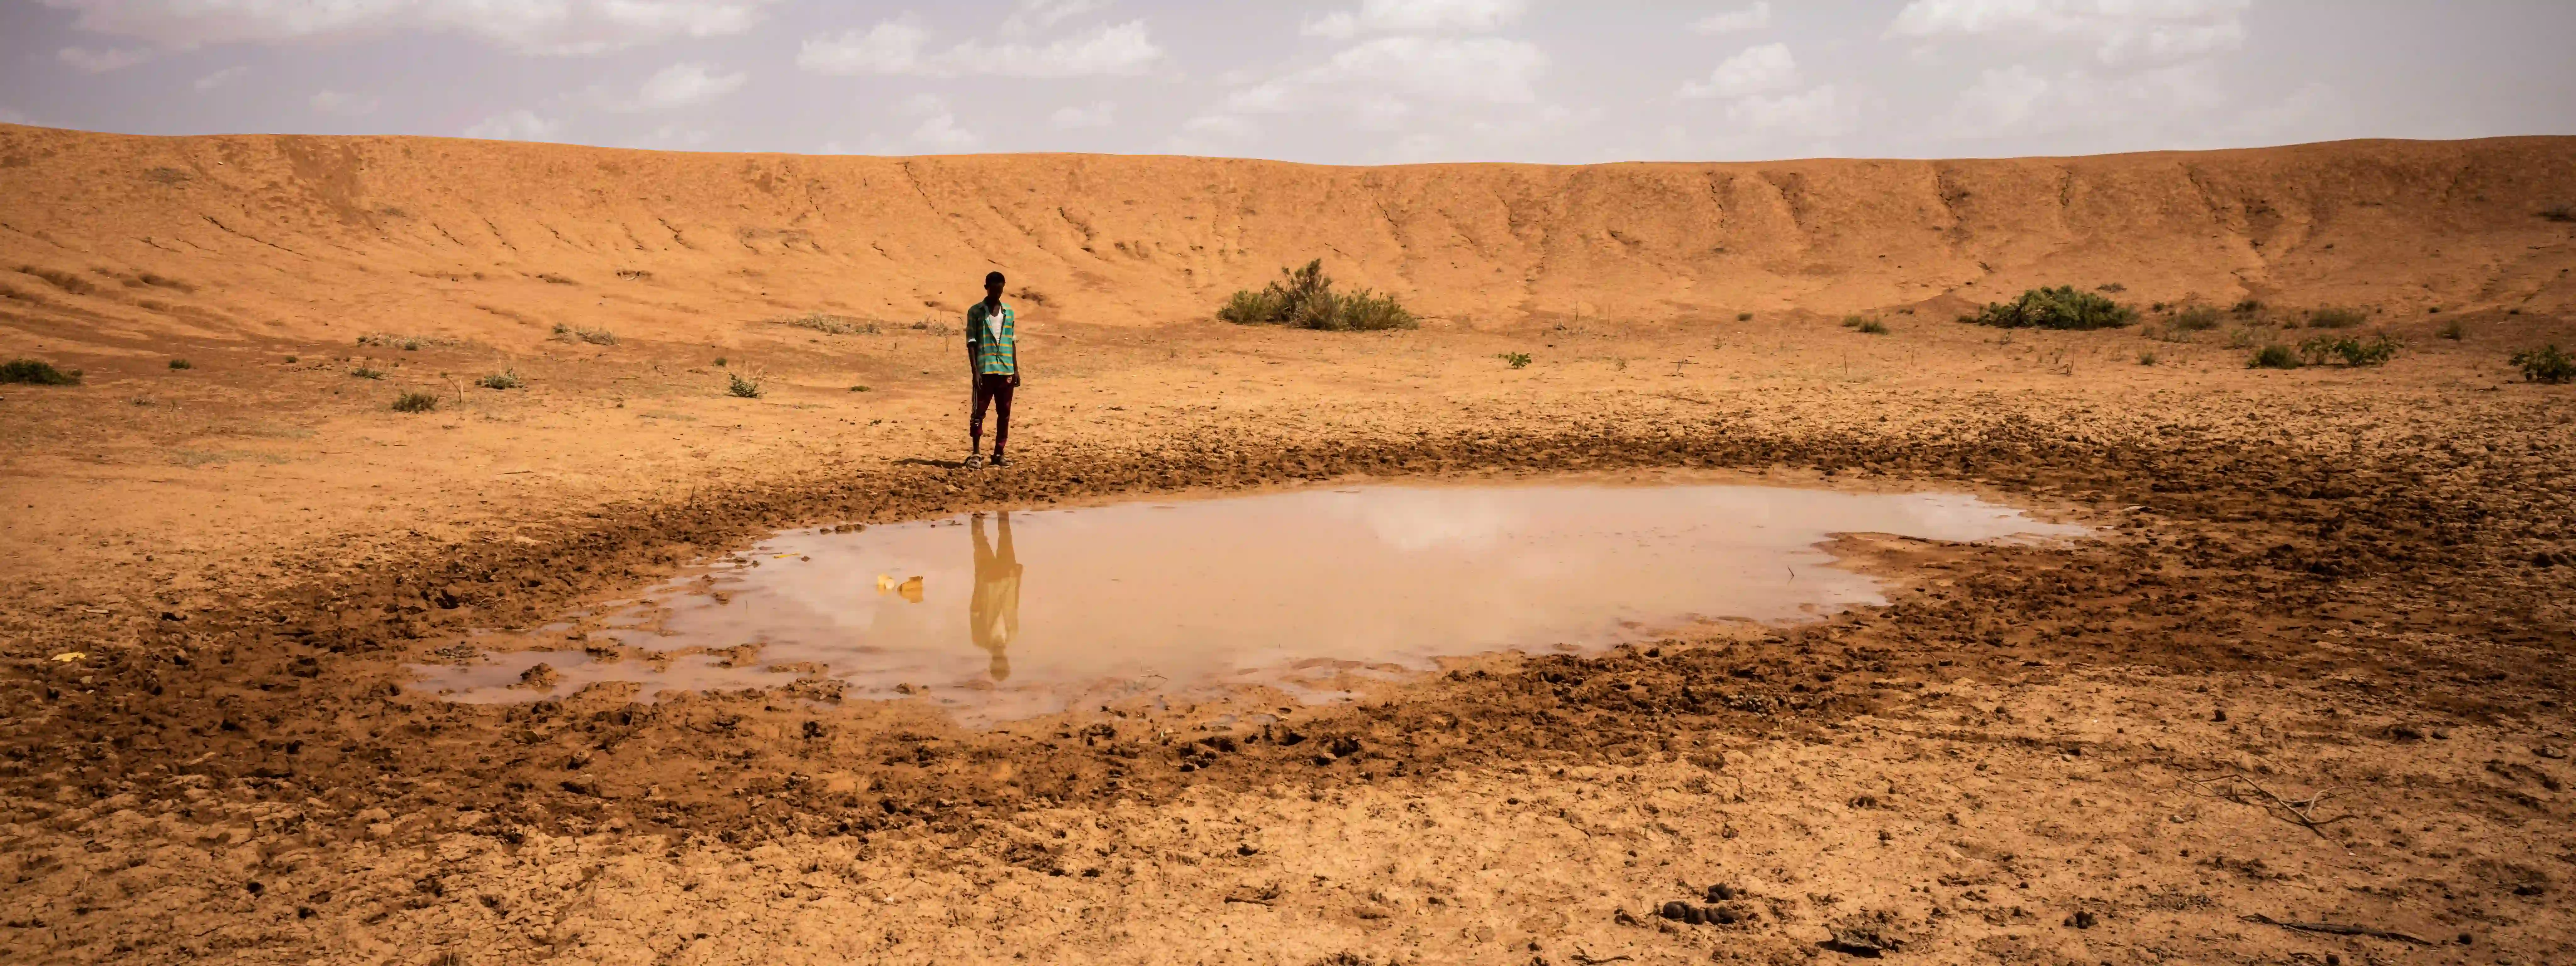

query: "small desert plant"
left=476, top=369, right=524, bottom=390
left=1499, top=352, right=1532, bottom=369
left=1010, top=286, right=1050, bottom=307
left=848, top=385, right=870, bottom=392
left=168, top=358, right=191, bottom=370
left=2137, top=351, right=2158, bottom=365
left=615, top=268, right=652, bottom=280
left=1856, top=319, right=1890, bottom=335
left=2097, top=282, right=2125, bottom=293
left=1736, top=312, right=1753, bottom=321
left=1840, top=315, right=1866, bottom=328
left=550, top=323, right=617, bottom=346
left=2439, top=319, right=2466, bottom=340
left=2512, top=345, right=2575, bottom=384
left=2540, top=204, right=2576, bottom=224
left=1217, top=259, right=1417, bottom=331
left=2224, top=328, right=2260, bottom=349
left=780, top=313, right=878, bottom=336
left=2172, top=306, right=2224, bottom=331
left=713, top=357, right=728, bottom=367
left=536, top=273, right=577, bottom=286
left=284, top=355, right=299, bottom=363
left=391, top=391, right=440, bottom=413
left=2247, top=344, right=2301, bottom=369
left=2307, top=306, right=2367, bottom=329
left=2301, top=333, right=2402, bottom=367
left=0, top=358, right=81, bottom=385
left=726, top=371, right=763, bottom=398
left=350, top=366, right=384, bottom=379
left=1960, top=286, right=2137, bottom=330
left=2231, top=299, right=2264, bottom=315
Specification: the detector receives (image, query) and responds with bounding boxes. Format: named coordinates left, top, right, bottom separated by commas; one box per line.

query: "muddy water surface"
left=410, top=482, right=2084, bottom=721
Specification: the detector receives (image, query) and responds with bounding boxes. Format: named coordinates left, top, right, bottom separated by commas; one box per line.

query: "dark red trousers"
left=971, top=373, right=1014, bottom=454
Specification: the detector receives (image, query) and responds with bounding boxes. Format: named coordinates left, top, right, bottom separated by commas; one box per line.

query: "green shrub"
left=476, top=369, right=524, bottom=390
left=2300, top=333, right=2402, bottom=367
left=2137, top=351, right=2158, bottom=366
left=2172, top=306, right=2223, bottom=331
left=726, top=371, right=763, bottom=398
left=2231, top=299, right=2264, bottom=315
left=2307, top=306, right=2367, bottom=329
left=0, top=358, right=80, bottom=385
left=1216, top=259, right=1416, bottom=331
left=1960, top=286, right=2137, bottom=330
left=848, top=385, right=870, bottom=392
left=391, top=391, right=439, bottom=413
left=1856, top=319, right=1889, bottom=335
left=2439, top=319, right=2465, bottom=340
left=2512, top=345, right=2574, bottom=384
left=713, top=357, right=727, bottom=367
left=1499, top=352, right=1532, bottom=369
left=2247, top=344, right=2301, bottom=369
left=168, top=358, right=191, bottom=370
left=1735, top=312, right=1753, bottom=321
left=2540, top=205, right=2576, bottom=223
left=350, top=366, right=384, bottom=380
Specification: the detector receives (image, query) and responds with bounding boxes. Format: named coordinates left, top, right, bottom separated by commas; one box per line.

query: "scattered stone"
left=1705, top=883, right=1738, bottom=902
left=2212, top=708, right=2227, bottom=722
left=2066, top=910, right=2098, bottom=929
left=1660, top=900, right=1690, bottom=921
left=1827, top=920, right=1906, bottom=957
left=514, top=663, right=560, bottom=689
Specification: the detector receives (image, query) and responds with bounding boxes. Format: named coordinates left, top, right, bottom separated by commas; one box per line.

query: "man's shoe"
left=961, top=454, right=986, bottom=469
left=989, top=454, right=1010, bottom=469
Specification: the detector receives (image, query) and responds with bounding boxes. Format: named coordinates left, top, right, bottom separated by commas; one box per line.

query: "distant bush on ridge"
left=1218, top=259, right=1416, bottom=332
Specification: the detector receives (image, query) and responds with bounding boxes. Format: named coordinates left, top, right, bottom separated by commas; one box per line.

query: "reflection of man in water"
left=970, top=513, right=1023, bottom=681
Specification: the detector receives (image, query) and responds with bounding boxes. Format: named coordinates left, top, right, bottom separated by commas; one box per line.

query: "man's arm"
left=963, top=305, right=982, bottom=373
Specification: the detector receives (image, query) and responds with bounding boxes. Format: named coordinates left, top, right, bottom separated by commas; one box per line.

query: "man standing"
left=963, top=270, right=1018, bottom=468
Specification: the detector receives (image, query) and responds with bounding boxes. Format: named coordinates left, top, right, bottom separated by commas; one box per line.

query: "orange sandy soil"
left=3, top=126, right=2575, bottom=964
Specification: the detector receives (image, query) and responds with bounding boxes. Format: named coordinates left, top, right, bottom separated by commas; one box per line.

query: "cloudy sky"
left=4, top=0, right=2571, bottom=164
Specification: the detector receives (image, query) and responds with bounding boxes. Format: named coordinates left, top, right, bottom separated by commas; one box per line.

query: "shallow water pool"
left=409, top=481, right=2085, bottom=721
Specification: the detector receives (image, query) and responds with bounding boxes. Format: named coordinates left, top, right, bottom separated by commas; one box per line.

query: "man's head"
left=984, top=271, right=1005, bottom=303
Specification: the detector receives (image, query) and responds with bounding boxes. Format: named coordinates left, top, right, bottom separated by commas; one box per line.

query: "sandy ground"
left=3, top=130, right=2576, bottom=964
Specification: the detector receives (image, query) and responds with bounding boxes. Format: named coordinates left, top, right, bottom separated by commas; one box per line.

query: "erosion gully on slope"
left=407, top=481, right=2087, bottom=723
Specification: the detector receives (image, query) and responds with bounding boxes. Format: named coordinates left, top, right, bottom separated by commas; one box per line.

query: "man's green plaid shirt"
left=967, top=302, right=1016, bottom=375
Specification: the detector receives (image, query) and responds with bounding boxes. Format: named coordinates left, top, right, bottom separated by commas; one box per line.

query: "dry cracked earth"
left=3, top=302, right=2574, bottom=965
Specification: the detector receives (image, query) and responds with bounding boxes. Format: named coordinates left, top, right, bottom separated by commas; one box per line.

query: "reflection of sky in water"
left=410, top=483, right=2085, bottom=722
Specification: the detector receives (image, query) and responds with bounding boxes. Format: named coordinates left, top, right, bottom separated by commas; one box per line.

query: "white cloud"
left=1302, top=0, right=1529, bottom=39
left=465, top=109, right=560, bottom=141
left=643, top=124, right=715, bottom=147
left=1184, top=114, right=1259, bottom=138
left=58, top=46, right=151, bottom=72
left=1726, top=83, right=1855, bottom=138
left=1001, top=0, right=1107, bottom=36
left=1888, top=0, right=2249, bottom=67
left=1691, top=2, right=1772, bottom=34
left=309, top=90, right=379, bottom=116
left=1949, top=65, right=2051, bottom=135
left=797, top=20, right=930, bottom=74
left=1230, top=36, right=1547, bottom=113
left=39, top=0, right=780, bottom=56
left=623, top=62, right=746, bottom=111
left=799, top=19, right=1162, bottom=77
left=194, top=65, right=247, bottom=91
left=1678, top=42, right=1796, bottom=99
left=901, top=96, right=979, bottom=151
left=1050, top=101, right=1117, bottom=129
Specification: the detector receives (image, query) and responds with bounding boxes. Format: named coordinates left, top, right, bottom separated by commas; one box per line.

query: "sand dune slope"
left=3, top=125, right=2573, bottom=354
